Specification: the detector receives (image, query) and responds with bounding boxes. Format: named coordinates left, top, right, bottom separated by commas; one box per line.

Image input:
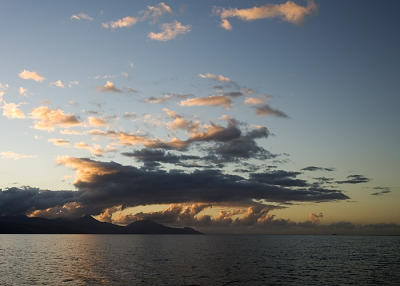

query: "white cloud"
left=141, top=2, right=172, bottom=23
left=74, top=142, right=104, bottom=156
left=60, top=129, right=82, bottom=135
left=71, top=13, right=93, bottom=21
left=148, top=21, right=191, bottom=41
left=0, top=151, right=36, bottom=160
left=19, top=87, right=27, bottom=96
left=102, top=2, right=172, bottom=29
left=49, top=80, right=65, bottom=88
left=102, top=16, right=137, bottom=29
left=244, top=97, right=264, bottom=105
left=68, top=81, right=79, bottom=88
left=0, top=83, right=9, bottom=102
left=97, top=81, right=121, bottom=93
left=48, top=138, right=70, bottom=147
left=199, top=73, right=231, bottom=83
left=19, top=70, right=45, bottom=82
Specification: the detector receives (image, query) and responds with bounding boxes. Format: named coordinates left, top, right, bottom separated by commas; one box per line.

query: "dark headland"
left=0, top=216, right=201, bottom=234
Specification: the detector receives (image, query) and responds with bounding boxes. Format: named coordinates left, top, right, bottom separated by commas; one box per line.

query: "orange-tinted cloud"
left=19, top=69, right=45, bottom=82
left=180, top=95, right=232, bottom=109
left=148, top=21, right=191, bottom=41
left=216, top=0, right=317, bottom=30
left=2, top=102, right=26, bottom=119
left=31, top=106, right=81, bottom=131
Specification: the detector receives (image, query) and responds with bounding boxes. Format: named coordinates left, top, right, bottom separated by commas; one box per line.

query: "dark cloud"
left=0, top=157, right=351, bottom=217
left=0, top=187, right=78, bottom=216
left=122, top=149, right=201, bottom=169
left=336, top=174, right=370, bottom=184
left=222, top=91, right=243, bottom=98
left=370, top=186, right=391, bottom=196
left=206, top=126, right=274, bottom=163
left=255, top=104, right=288, bottom=118
left=313, top=177, right=334, bottom=184
left=301, top=166, right=335, bottom=172
left=144, top=93, right=191, bottom=104
left=250, top=171, right=308, bottom=187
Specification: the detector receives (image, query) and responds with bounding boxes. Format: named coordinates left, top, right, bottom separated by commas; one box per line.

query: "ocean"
left=0, top=234, right=399, bottom=285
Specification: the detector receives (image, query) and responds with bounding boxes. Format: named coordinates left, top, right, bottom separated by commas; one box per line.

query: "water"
left=0, top=235, right=399, bottom=285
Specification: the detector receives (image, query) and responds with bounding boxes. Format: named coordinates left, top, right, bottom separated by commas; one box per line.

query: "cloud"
left=74, top=142, right=104, bottom=156
left=336, top=174, right=370, bottom=184
left=123, top=112, right=137, bottom=120
left=122, top=149, right=201, bottom=170
left=89, top=129, right=184, bottom=149
left=93, top=204, right=400, bottom=235
left=31, top=106, right=82, bottom=131
left=0, top=187, right=77, bottom=216
left=370, top=187, right=391, bottom=196
left=144, top=93, right=191, bottom=104
left=199, top=73, right=232, bottom=83
left=18, top=70, right=45, bottom=82
left=121, top=121, right=272, bottom=166
left=301, top=166, right=335, bottom=172
left=92, top=118, right=269, bottom=157
left=19, top=87, right=27, bottom=96
left=250, top=170, right=308, bottom=187
left=48, top=138, right=70, bottom=147
left=0, top=152, right=350, bottom=225
left=222, top=91, right=244, bottom=98
left=88, top=116, right=106, bottom=127
left=180, top=95, right=232, bottom=109
left=49, top=80, right=65, bottom=88
left=216, top=0, right=317, bottom=30
left=71, top=13, right=93, bottom=21
left=27, top=202, right=84, bottom=219
left=68, top=81, right=79, bottom=88
left=102, top=2, right=172, bottom=29
left=102, top=16, right=137, bottom=29
left=255, top=104, right=288, bottom=118
left=148, top=21, right=191, bottom=41
left=209, top=126, right=274, bottom=163
left=55, top=157, right=348, bottom=212
left=163, top=108, right=199, bottom=132
left=0, top=83, right=8, bottom=101
left=244, top=97, right=264, bottom=105
left=309, top=212, right=323, bottom=224
left=141, top=2, right=172, bottom=23
left=2, top=102, right=26, bottom=119
left=97, top=81, right=121, bottom=93
left=0, top=151, right=36, bottom=160
left=220, top=19, right=232, bottom=30
left=60, top=129, right=82, bottom=135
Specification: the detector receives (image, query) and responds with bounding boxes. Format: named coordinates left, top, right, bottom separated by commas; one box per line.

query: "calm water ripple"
left=0, top=235, right=399, bottom=285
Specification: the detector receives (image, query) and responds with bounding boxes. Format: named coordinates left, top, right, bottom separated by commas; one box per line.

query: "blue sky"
left=0, top=0, right=399, bottom=230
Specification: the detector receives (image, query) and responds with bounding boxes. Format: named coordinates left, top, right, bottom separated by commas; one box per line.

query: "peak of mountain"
left=0, top=216, right=202, bottom=235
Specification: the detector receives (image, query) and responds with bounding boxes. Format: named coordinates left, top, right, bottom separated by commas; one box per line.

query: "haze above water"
left=0, top=235, right=399, bottom=285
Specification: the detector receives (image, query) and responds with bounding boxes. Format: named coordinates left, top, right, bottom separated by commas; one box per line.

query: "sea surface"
left=0, top=234, right=399, bottom=285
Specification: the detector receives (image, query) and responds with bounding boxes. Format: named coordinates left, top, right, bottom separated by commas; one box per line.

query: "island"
left=0, top=216, right=202, bottom=234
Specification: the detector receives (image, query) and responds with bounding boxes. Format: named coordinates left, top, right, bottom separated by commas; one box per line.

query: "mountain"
left=0, top=216, right=202, bottom=234
left=126, top=220, right=201, bottom=234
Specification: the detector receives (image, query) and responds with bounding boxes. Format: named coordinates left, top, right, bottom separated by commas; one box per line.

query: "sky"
left=0, top=0, right=399, bottom=234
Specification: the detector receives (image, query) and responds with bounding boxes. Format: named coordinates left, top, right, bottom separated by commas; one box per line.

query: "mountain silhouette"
left=0, top=216, right=201, bottom=234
